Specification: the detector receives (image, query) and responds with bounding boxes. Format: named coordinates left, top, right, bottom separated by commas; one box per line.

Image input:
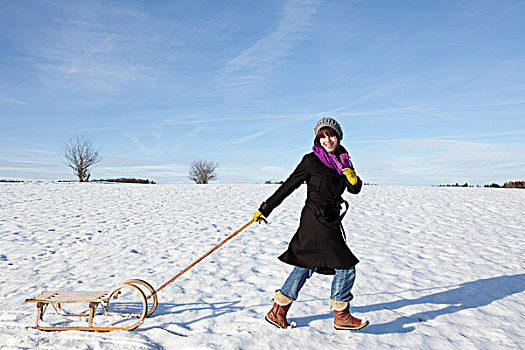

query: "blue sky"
left=1, top=0, right=524, bottom=185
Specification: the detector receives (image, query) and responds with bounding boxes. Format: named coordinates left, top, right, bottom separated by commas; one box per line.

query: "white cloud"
left=216, top=0, right=321, bottom=99
left=225, top=127, right=275, bottom=145
left=23, top=1, right=179, bottom=101
left=0, top=93, right=27, bottom=105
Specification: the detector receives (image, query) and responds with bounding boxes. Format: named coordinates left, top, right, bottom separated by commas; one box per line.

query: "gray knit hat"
left=314, top=117, right=343, bottom=140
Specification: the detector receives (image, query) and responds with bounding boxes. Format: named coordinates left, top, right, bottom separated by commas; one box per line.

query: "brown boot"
left=331, top=299, right=368, bottom=331
left=265, top=291, right=294, bottom=329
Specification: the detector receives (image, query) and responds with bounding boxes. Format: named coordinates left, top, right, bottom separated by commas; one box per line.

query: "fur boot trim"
left=274, top=291, right=293, bottom=306
left=330, top=299, right=348, bottom=311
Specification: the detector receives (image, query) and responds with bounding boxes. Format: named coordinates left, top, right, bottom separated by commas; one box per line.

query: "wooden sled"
left=25, top=279, right=158, bottom=332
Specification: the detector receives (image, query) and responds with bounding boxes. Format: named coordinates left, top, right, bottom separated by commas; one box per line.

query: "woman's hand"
left=253, top=210, right=266, bottom=224
left=342, top=168, right=358, bottom=185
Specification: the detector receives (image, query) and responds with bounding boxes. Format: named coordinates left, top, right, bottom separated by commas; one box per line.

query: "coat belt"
left=306, top=198, right=349, bottom=241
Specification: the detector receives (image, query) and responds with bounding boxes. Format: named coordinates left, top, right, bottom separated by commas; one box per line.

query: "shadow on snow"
left=140, top=300, right=244, bottom=331
left=356, top=273, right=525, bottom=334
left=138, top=274, right=524, bottom=333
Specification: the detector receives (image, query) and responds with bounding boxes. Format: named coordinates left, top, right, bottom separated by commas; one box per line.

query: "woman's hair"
left=314, top=126, right=339, bottom=148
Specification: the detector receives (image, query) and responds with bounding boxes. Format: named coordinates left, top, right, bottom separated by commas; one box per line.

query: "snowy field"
left=0, top=182, right=523, bottom=349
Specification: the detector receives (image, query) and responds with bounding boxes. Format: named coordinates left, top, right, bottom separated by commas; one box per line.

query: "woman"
left=253, top=117, right=368, bottom=331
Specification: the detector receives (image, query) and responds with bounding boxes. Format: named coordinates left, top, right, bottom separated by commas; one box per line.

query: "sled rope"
left=147, top=218, right=261, bottom=298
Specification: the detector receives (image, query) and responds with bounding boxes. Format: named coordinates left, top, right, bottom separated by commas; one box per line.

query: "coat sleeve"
left=345, top=175, right=362, bottom=194
left=258, top=154, right=310, bottom=217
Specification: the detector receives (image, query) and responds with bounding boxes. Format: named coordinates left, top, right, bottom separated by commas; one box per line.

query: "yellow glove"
left=342, top=168, right=358, bottom=185
left=253, top=210, right=266, bottom=224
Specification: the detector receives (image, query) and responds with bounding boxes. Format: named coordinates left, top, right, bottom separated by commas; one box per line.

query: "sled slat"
left=26, top=291, right=109, bottom=303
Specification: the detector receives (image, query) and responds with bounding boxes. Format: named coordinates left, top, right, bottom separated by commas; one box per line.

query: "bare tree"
left=189, top=159, right=218, bottom=184
left=63, top=136, right=101, bottom=182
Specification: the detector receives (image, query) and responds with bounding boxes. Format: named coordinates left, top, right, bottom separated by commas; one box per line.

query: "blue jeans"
left=279, top=266, right=356, bottom=303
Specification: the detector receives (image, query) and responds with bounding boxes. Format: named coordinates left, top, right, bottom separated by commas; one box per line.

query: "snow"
left=0, top=182, right=523, bottom=349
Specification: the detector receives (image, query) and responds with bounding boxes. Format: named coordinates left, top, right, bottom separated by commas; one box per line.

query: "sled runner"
left=25, top=219, right=256, bottom=331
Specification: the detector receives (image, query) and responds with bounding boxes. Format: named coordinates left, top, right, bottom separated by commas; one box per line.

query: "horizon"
left=1, top=179, right=522, bottom=188
left=1, top=1, right=524, bottom=186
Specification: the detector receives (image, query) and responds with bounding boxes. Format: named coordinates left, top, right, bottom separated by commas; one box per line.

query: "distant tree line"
left=0, top=179, right=156, bottom=184
left=436, top=181, right=524, bottom=188
left=92, top=178, right=156, bottom=184
left=486, top=181, right=524, bottom=189
left=437, top=182, right=471, bottom=187
left=265, top=180, right=285, bottom=184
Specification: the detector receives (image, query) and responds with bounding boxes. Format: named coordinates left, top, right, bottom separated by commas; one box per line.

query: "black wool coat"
left=259, top=152, right=362, bottom=271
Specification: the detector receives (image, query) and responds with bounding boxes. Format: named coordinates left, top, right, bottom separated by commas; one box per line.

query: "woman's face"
left=320, top=134, right=338, bottom=153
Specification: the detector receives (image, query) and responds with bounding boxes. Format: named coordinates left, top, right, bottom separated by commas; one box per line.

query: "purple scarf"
left=312, top=145, right=352, bottom=175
